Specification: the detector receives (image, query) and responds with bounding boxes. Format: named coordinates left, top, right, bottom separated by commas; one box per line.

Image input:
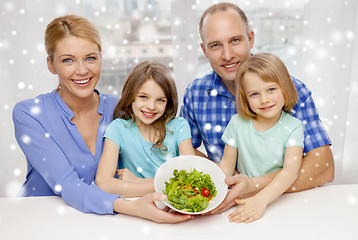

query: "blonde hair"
left=45, top=15, right=101, bottom=61
left=113, top=61, right=178, bottom=152
left=199, top=2, right=250, bottom=42
left=235, top=53, right=298, bottom=120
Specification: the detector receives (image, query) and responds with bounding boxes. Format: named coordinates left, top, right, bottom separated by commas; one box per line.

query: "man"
left=180, top=2, right=334, bottom=213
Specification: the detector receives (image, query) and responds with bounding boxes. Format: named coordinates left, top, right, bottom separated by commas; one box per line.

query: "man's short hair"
left=199, top=2, right=250, bottom=41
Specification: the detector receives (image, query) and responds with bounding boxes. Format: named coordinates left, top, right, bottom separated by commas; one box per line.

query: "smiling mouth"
left=223, top=63, right=238, bottom=69
left=260, top=105, right=274, bottom=110
left=141, top=111, right=157, bottom=118
left=72, top=78, right=91, bottom=84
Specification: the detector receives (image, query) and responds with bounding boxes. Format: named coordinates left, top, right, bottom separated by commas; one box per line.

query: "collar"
left=53, top=89, right=103, bottom=120
left=207, top=71, right=235, bottom=99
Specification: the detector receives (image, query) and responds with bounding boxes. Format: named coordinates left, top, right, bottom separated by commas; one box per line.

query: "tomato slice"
left=201, top=188, right=210, bottom=197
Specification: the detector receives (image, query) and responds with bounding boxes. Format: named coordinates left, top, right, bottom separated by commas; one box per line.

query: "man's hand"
left=209, top=174, right=254, bottom=214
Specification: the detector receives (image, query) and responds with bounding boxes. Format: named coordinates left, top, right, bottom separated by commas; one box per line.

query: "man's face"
left=201, top=9, right=254, bottom=85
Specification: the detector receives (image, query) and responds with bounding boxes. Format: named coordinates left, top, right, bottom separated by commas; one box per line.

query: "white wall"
left=297, top=0, right=358, bottom=184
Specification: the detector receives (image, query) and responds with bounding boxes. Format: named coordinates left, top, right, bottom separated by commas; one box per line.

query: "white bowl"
left=154, top=155, right=228, bottom=215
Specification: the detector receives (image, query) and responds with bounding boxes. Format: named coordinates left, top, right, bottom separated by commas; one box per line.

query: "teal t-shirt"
left=104, top=117, right=191, bottom=178
left=222, top=111, right=304, bottom=177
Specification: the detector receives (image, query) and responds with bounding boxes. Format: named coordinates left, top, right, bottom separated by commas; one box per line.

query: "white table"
left=0, top=184, right=357, bottom=240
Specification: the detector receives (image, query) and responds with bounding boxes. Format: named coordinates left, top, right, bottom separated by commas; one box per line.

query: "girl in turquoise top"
left=96, top=61, right=195, bottom=197
left=219, top=53, right=304, bottom=223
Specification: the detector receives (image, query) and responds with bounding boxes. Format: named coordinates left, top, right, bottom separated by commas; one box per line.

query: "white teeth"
left=73, top=78, right=90, bottom=84
left=224, top=63, right=236, bottom=68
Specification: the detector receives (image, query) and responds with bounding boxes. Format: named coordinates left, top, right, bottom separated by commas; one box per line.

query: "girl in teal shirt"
left=96, top=61, right=195, bottom=197
left=220, top=53, right=304, bottom=224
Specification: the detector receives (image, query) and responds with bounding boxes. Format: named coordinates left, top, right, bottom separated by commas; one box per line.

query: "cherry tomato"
left=201, top=188, right=210, bottom=197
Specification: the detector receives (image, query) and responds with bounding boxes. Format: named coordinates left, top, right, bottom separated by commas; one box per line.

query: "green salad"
left=164, top=168, right=217, bottom=212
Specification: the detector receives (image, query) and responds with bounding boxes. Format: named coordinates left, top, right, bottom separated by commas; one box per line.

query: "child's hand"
left=116, top=168, right=140, bottom=183
left=228, top=196, right=266, bottom=223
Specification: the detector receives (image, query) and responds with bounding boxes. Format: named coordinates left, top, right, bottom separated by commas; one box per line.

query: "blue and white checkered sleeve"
left=293, top=82, right=331, bottom=154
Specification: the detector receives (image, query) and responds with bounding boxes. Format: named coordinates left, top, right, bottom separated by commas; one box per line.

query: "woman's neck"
left=59, top=90, right=99, bottom=115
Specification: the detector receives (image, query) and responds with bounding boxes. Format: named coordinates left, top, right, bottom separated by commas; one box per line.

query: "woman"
left=12, top=14, right=191, bottom=223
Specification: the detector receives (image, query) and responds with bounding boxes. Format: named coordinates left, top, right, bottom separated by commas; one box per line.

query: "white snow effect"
left=204, top=123, right=212, bottom=130
left=138, top=24, right=158, bottom=44
left=54, top=184, right=62, bottom=192
left=5, top=181, right=22, bottom=197
left=208, top=145, right=217, bottom=154
left=288, top=139, right=297, bottom=146
left=347, top=195, right=356, bottom=205
left=214, top=125, right=222, bottom=133
left=4, top=1, right=15, bottom=11
left=17, top=81, right=25, bottom=89
left=228, top=138, right=236, bottom=146
left=210, top=89, right=218, bottom=96
left=346, top=30, right=354, bottom=40
left=36, top=43, right=45, bottom=53
left=55, top=5, right=67, bottom=16
left=13, top=168, right=21, bottom=177
left=56, top=205, right=66, bottom=215
left=21, top=135, right=31, bottom=144
left=30, top=105, right=41, bottom=115
left=142, top=225, right=152, bottom=235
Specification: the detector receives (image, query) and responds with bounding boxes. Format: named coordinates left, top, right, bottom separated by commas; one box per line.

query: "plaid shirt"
left=180, top=71, right=331, bottom=163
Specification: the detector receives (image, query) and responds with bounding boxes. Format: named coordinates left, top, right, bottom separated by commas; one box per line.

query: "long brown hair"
left=113, top=61, right=178, bottom=152
left=235, top=53, right=298, bottom=120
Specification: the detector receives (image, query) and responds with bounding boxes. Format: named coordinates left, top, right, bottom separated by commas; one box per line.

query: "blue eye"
left=63, top=58, right=73, bottom=63
left=87, top=56, right=96, bottom=61
left=250, top=93, right=258, bottom=97
left=268, top=88, right=276, bottom=92
left=209, top=43, right=221, bottom=50
left=232, top=38, right=240, bottom=44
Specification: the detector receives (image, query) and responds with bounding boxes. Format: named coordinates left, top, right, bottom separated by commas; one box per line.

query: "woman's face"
left=47, top=35, right=102, bottom=100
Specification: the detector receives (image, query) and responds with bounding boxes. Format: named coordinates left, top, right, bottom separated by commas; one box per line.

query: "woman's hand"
left=114, top=192, right=194, bottom=223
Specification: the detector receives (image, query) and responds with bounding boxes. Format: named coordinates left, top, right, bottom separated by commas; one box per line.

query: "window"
left=83, top=0, right=173, bottom=96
